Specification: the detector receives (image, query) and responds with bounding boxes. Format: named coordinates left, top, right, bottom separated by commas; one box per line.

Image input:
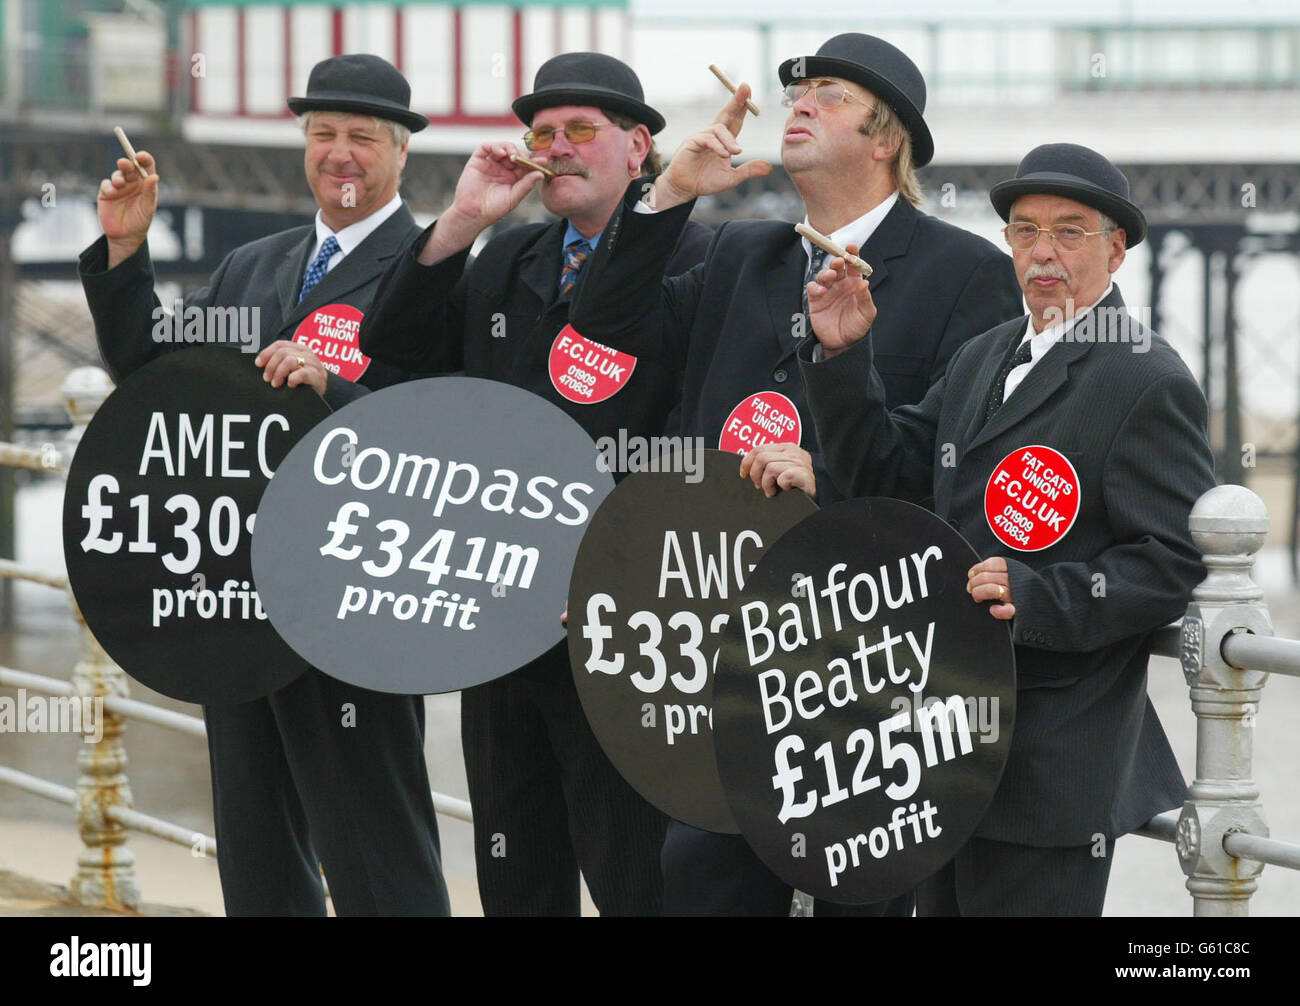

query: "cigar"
left=510, top=153, right=557, bottom=179
left=708, top=64, right=760, bottom=116
left=794, top=222, right=873, bottom=277
left=113, top=126, right=149, bottom=179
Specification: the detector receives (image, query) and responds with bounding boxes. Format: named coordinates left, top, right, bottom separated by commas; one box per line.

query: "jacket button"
left=773, top=369, right=789, bottom=383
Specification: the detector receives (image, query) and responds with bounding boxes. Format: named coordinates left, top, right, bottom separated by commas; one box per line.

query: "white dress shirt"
left=305, top=193, right=404, bottom=273
left=1002, top=282, right=1115, bottom=401
left=798, top=191, right=898, bottom=272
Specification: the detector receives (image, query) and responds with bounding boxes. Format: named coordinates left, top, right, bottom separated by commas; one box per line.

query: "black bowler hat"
left=512, top=52, right=665, bottom=134
left=779, top=33, right=934, bottom=167
left=990, top=143, right=1146, bottom=246
left=287, top=54, right=428, bottom=133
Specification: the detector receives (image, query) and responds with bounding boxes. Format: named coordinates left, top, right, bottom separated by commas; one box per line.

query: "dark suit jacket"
left=799, top=285, right=1215, bottom=845
left=358, top=215, right=713, bottom=448
left=78, top=204, right=422, bottom=407
left=569, top=184, right=1023, bottom=502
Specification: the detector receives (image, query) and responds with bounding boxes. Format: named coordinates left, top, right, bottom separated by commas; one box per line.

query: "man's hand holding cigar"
left=417, top=142, right=545, bottom=264
left=642, top=84, right=772, bottom=211
left=98, top=147, right=159, bottom=270
left=806, top=240, right=878, bottom=359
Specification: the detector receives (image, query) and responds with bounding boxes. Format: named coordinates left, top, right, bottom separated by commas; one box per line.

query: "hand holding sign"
left=256, top=340, right=327, bottom=395
left=740, top=442, right=816, bottom=498
left=968, top=557, right=1014, bottom=620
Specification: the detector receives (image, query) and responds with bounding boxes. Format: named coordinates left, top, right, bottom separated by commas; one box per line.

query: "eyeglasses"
left=1004, top=223, right=1114, bottom=251
left=781, top=80, right=871, bottom=110
left=522, top=120, right=615, bottom=151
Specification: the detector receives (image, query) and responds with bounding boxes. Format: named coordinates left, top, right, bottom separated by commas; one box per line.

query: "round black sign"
left=568, top=449, right=817, bottom=833
left=251, top=376, right=614, bottom=694
left=713, top=498, right=1016, bottom=903
left=62, top=347, right=330, bottom=704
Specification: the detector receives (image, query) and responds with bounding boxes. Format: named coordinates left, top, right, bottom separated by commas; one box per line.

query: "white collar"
left=799, top=191, right=899, bottom=265
left=1020, top=281, right=1116, bottom=358
left=311, top=193, right=404, bottom=260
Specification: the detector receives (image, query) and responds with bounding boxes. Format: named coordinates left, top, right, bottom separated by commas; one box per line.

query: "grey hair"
left=299, top=110, right=411, bottom=148
left=1096, top=209, right=1119, bottom=233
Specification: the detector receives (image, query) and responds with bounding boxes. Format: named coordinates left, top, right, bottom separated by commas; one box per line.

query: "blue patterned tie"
left=557, top=238, right=592, bottom=297
left=298, top=235, right=341, bottom=303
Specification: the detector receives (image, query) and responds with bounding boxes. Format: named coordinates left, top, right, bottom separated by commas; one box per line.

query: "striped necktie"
left=299, top=235, right=341, bottom=303
left=799, top=245, right=829, bottom=343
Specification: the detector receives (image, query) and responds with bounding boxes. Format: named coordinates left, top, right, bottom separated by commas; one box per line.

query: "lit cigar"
left=794, top=222, right=873, bottom=277
left=708, top=64, right=760, bottom=116
left=510, top=153, right=557, bottom=179
left=113, top=126, right=149, bottom=179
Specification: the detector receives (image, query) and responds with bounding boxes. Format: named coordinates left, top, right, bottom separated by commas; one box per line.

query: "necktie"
left=984, top=338, right=1035, bottom=422
left=799, top=245, right=830, bottom=337
left=557, top=238, right=592, bottom=298
left=298, top=235, right=341, bottom=303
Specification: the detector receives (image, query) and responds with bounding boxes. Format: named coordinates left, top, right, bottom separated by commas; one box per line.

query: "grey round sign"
left=251, top=376, right=614, bottom=693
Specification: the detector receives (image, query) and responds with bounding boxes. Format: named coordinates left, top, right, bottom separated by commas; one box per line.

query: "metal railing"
left=0, top=367, right=471, bottom=912
left=1133, top=483, right=1300, bottom=915
left=1, top=368, right=1298, bottom=915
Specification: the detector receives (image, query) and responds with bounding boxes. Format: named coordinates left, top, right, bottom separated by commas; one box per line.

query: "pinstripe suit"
left=799, top=285, right=1216, bottom=914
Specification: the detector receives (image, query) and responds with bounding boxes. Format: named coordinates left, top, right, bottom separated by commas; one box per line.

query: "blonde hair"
left=859, top=100, right=921, bottom=207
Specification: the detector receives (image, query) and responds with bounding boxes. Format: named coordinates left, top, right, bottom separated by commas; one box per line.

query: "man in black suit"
left=750, top=143, right=1215, bottom=915
left=359, top=53, right=711, bottom=915
left=77, top=54, right=451, bottom=916
left=568, top=33, right=1021, bottom=915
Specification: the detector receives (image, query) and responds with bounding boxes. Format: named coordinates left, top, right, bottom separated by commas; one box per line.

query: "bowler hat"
left=512, top=52, right=665, bottom=134
left=990, top=143, right=1146, bottom=246
left=779, top=33, right=934, bottom=167
left=287, top=54, right=428, bottom=133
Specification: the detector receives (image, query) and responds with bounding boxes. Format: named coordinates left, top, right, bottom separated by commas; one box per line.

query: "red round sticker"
left=292, top=304, right=370, bottom=383
left=984, top=445, right=1081, bottom=551
left=547, top=325, right=637, bottom=404
left=718, top=392, right=802, bottom=454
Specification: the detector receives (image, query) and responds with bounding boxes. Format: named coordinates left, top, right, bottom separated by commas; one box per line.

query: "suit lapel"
left=275, top=228, right=317, bottom=326
left=856, top=197, right=921, bottom=300
left=958, top=321, right=1026, bottom=451
left=520, top=219, right=568, bottom=311
left=281, top=204, right=420, bottom=332
left=766, top=237, right=808, bottom=359
left=966, top=287, right=1127, bottom=451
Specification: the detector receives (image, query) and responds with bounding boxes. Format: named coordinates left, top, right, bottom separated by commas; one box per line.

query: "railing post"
left=1175, top=484, right=1272, bottom=916
left=60, top=367, right=141, bottom=910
